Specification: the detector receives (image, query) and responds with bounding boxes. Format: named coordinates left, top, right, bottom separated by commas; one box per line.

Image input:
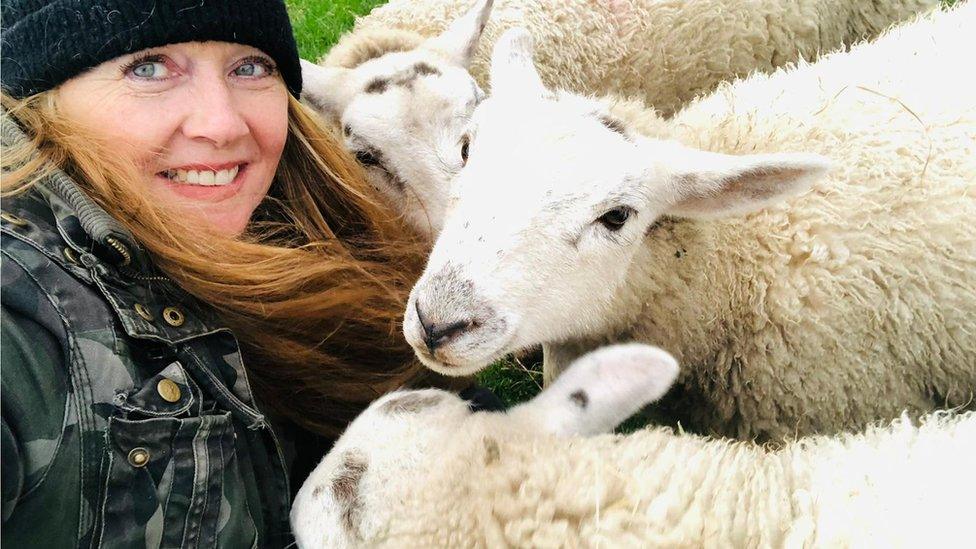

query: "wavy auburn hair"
left=2, top=90, right=433, bottom=436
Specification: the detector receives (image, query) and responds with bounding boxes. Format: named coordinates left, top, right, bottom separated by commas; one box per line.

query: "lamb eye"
left=355, top=150, right=379, bottom=167
left=460, top=135, right=471, bottom=166
left=597, top=207, right=633, bottom=231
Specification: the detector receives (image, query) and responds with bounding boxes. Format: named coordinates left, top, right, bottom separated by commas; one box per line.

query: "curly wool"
left=294, top=389, right=975, bottom=548
left=568, top=2, right=976, bottom=441
left=331, top=0, right=938, bottom=116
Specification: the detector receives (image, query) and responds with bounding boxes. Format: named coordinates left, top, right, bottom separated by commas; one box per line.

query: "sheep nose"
left=416, top=301, right=474, bottom=353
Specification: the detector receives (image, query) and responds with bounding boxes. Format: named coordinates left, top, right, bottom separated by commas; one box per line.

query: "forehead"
left=343, top=51, right=480, bottom=128
left=460, top=99, right=637, bottom=200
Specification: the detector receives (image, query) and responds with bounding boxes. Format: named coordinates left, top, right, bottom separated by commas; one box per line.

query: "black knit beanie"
left=1, top=0, right=302, bottom=98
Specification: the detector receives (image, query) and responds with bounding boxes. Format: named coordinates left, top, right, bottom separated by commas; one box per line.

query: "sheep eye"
left=355, top=150, right=379, bottom=167
left=597, top=207, right=633, bottom=231
left=460, top=135, right=471, bottom=166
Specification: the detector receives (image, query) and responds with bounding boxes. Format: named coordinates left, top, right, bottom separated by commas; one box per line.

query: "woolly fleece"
left=329, top=0, right=938, bottom=116
left=554, top=2, right=976, bottom=441
left=293, top=389, right=975, bottom=548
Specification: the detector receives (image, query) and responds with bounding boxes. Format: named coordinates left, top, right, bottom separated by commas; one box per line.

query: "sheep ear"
left=422, top=0, right=494, bottom=68
left=660, top=146, right=832, bottom=218
left=488, top=27, right=549, bottom=101
left=299, top=60, right=355, bottom=123
left=509, top=344, right=679, bottom=437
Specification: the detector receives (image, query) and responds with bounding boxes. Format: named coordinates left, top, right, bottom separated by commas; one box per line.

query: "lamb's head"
left=301, top=0, right=494, bottom=238
left=291, top=344, right=679, bottom=548
left=403, top=29, right=831, bottom=375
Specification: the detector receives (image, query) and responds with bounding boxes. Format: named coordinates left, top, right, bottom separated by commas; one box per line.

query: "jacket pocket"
left=99, top=411, right=258, bottom=549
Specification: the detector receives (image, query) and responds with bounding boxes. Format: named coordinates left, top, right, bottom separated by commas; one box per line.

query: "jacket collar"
left=1, top=111, right=149, bottom=271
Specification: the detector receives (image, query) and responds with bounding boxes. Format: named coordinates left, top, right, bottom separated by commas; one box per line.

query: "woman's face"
left=56, top=42, right=290, bottom=235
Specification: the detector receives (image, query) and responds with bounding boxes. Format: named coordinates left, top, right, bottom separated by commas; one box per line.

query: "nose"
left=181, top=78, right=250, bottom=147
left=415, top=300, right=475, bottom=354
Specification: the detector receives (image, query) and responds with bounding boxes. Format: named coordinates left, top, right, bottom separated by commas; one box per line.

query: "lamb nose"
left=424, top=319, right=471, bottom=353
left=416, top=302, right=473, bottom=353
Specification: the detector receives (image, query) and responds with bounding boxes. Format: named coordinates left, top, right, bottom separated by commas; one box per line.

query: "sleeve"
left=1, top=305, right=69, bottom=523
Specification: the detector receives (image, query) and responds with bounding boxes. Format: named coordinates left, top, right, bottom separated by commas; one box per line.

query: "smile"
left=159, top=163, right=247, bottom=186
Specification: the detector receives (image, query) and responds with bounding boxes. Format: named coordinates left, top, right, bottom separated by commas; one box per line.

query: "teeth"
left=168, top=165, right=241, bottom=186
left=214, top=168, right=236, bottom=185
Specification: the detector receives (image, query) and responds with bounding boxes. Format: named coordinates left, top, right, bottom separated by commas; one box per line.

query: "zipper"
left=104, top=235, right=132, bottom=266
left=119, top=267, right=172, bottom=283
left=104, top=236, right=172, bottom=284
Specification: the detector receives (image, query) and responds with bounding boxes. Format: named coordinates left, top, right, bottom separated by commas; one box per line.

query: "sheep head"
left=291, top=344, right=679, bottom=548
left=404, top=29, right=831, bottom=376
left=301, top=0, right=495, bottom=239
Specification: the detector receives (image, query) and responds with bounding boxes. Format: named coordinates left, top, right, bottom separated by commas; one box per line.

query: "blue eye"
left=234, top=60, right=272, bottom=78
left=131, top=61, right=165, bottom=78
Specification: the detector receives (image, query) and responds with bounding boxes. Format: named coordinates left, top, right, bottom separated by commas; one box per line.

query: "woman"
left=0, top=1, right=482, bottom=546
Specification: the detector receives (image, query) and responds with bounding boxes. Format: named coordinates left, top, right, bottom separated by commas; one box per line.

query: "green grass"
left=286, top=0, right=388, bottom=61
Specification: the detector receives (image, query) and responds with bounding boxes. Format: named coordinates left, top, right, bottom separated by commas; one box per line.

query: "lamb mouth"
left=419, top=330, right=519, bottom=375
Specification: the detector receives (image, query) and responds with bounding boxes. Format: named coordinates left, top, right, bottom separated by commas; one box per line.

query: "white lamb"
left=301, top=0, right=937, bottom=237
left=292, top=344, right=976, bottom=548
left=403, top=5, right=976, bottom=441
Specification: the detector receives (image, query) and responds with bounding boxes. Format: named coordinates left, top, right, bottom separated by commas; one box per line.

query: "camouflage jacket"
left=1, top=114, right=293, bottom=547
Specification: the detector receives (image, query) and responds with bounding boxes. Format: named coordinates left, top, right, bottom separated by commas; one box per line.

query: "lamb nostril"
left=416, top=301, right=474, bottom=354
left=426, top=320, right=472, bottom=353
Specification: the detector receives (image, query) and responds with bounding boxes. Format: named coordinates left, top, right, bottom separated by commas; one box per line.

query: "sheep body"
left=335, top=0, right=938, bottom=116
left=598, top=2, right=976, bottom=440
left=406, top=4, right=976, bottom=442
left=293, top=345, right=976, bottom=548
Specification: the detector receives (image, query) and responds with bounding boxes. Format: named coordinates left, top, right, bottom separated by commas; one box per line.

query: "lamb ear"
left=422, top=0, right=494, bottom=68
left=509, top=344, right=679, bottom=437
left=659, top=146, right=832, bottom=218
left=488, top=27, right=549, bottom=101
left=299, top=60, right=355, bottom=123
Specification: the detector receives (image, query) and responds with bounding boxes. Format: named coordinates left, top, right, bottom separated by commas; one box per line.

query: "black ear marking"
left=365, top=77, right=390, bottom=94
left=331, top=450, right=369, bottom=534
left=413, top=62, right=441, bottom=77
left=569, top=390, right=589, bottom=409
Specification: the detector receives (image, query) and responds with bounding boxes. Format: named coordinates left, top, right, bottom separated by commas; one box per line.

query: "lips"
left=156, top=162, right=249, bottom=202
left=159, top=162, right=246, bottom=186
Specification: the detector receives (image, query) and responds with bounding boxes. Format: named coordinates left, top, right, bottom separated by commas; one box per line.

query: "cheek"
left=57, top=84, right=179, bottom=166
left=244, top=92, right=290, bottom=174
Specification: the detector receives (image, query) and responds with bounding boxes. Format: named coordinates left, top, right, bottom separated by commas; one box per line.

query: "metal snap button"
left=0, top=212, right=29, bottom=227
left=62, top=246, right=79, bottom=264
left=162, top=307, right=185, bottom=327
left=156, top=378, right=182, bottom=403
left=134, top=303, right=153, bottom=321
left=127, top=447, right=150, bottom=467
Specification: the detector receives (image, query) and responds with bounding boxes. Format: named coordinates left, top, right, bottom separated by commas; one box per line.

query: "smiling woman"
left=55, top=42, right=290, bottom=234
left=0, top=1, right=432, bottom=547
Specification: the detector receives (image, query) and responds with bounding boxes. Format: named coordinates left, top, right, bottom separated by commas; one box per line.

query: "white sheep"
left=301, top=0, right=938, bottom=237
left=292, top=344, right=976, bottom=548
left=403, top=4, right=976, bottom=441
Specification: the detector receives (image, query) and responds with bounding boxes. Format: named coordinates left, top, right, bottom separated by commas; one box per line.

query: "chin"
left=197, top=203, right=261, bottom=236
